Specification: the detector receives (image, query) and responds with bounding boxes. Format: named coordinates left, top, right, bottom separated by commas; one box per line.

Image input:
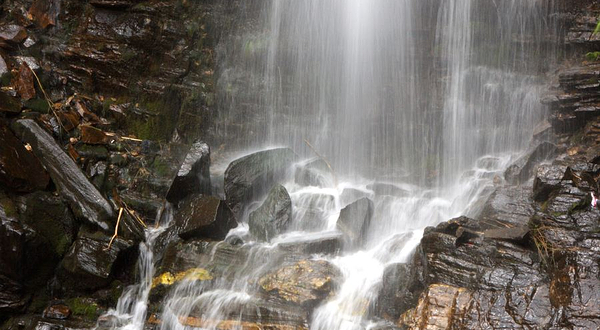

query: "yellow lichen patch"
left=151, top=268, right=213, bottom=289
left=152, top=272, right=175, bottom=288
left=175, top=268, right=214, bottom=282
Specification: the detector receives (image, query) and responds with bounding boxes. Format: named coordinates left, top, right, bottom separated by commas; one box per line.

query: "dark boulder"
left=224, top=148, right=295, bottom=218
left=0, top=121, right=49, bottom=193
left=336, top=197, right=374, bottom=249
left=533, top=164, right=568, bottom=202
left=12, top=119, right=114, bottom=231
left=15, top=192, right=77, bottom=259
left=0, top=275, right=27, bottom=315
left=478, top=186, right=535, bottom=228
left=249, top=184, right=292, bottom=242
left=173, top=194, right=237, bottom=240
left=276, top=232, right=343, bottom=257
left=258, top=259, right=342, bottom=308
left=0, top=92, right=21, bottom=114
left=375, top=263, right=422, bottom=320
left=294, top=158, right=334, bottom=188
left=418, top=216, right=543, bottom=291
left=166, top=140, right=211, bottom=203
left=504, top=142, right=558, bottom=184
left=56, top=229, right=132, bottom=291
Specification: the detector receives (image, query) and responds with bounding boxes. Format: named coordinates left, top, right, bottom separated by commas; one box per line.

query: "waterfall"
left=104, top=0, right=557, bottom=329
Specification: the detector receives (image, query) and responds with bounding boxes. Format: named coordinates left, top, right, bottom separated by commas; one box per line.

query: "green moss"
left=1, top=73, right=11, bottom=87
left=55, top=234, right=72, bottom=257
left=66, top=298, right=100, bottom=320
left=24, top=98, right=51, bottom=114
left=151, top=157, right=171, bottom=177
left=0, top=196, right=18, bottom=218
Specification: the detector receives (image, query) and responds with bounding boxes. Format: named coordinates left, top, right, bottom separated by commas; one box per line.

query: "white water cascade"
left=100, top=0, right=557, bottom=329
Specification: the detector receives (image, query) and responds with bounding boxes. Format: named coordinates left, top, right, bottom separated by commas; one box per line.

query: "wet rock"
left=14, top=63, right=35, bottom=101
left=483, top=226, right=530, bottom=243
left=0, top=274, right=27, bottom=315
left=418, top=216, right=543, bottom=291
left=43, top=304, right=71, bottom=320
left=29, top=0, right=60, bottom=28
left=336, top=197, right=374, bottom=248
left=367, top=182, right=409, bottom=197
left=339, top=187, right=371, bottom=207
left=12, top=119, right=114, bottom=231
left=184, top=297, right=309, bottom=329
left=0, top=55, right=8, bottom=76
left=224, top=148, right=295, bottom=217
left=173, top=194, right=237, bottom=240
left=291, top=192, right=336, bottom=232
left=0, top=121, right=49, bottom=192
left=276, top=232, right=343, bottom=257
left=56, top=228, right=132, bottom=291
left=166, top=140, right=211, bottom=203
left=479, top=186, right=534, bottom=227
left=2, top=315, right=94, bottom=330
left=258, top=259, right=341, bottom=308
left=375, top=263, right=423, bottom=320
left=80, top=125, right=110, bottom=145
left=75, top=144, right=109, bottom=160
left=0, top=25, right=27, bottom=43
left=533, top=164, right=568, bottom=202
left=294, top=158, right=334, bottom=188
left=249, top=184, right=292, bottom=242
left=0, top=92, right=22, bottom=113
left=15, top=191, right=77, bottom=259
left=504, top=142, right=558, bottom=184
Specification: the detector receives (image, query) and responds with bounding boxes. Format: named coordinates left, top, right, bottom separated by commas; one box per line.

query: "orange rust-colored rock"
left=80, top=125, right=110, bottom=145
left=14, top=62, right=35, bottom=100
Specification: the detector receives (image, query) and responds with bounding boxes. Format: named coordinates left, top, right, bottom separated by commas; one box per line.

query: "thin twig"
left=303, top=139, right=338, bottom=186
left=105, top=207, right=124, bottom=250
left=28, top=66, right=68, bottom=133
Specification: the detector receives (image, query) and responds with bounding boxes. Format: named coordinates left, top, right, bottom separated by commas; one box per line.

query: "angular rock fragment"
left=15, top=63, right=35, bottom=101
left=336, top=197, right=374, bottom=248
left=375, top=263, right=422, bottom=319
left=533, top=164, right=568, bottom=202
left=504, top=142, right=558, bottom=184
left=0, top=121, right=49, bottom=192
left=12, top=119, right=114, bottom=231
left=173, top=194, right=237, bottom=240
left=258, top=259, right=341, bottom=308
left=0, top=91, right=22, bottom=113
left=0, top=25, right=27, bottom=43
left=29, top=0, right=60, bottom=28
left=224, top=148, right=295, bottom=217
left=56, top=229, right=131, bottom=291
left=166, top=140, right=211, bottom=203
left=80, top=125, right=110, bottom=145
left=249, top=184, right=292, bottom=242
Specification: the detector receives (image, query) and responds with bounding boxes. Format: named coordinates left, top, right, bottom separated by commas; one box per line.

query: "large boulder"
left=0, top=121, right=49, bottom=193
left=532, top=164, right=568, bottom=202
left=224, top=148, right=295, bottom=218
left=173, top=194, right=237, bottom=240
left=249, top=184, right=292, bottom=242
left=336, top=197, right=374, bottom=249
left=11, top=119, right=114, bottom=231
left=56, top=229, right=132, bottom=291
left=166, top=140, right=212, bottom=203
left=258, top=259, right=342, bottom=308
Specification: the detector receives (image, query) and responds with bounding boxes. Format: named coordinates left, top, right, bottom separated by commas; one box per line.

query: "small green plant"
left=586, top=51, right=600, bottom=61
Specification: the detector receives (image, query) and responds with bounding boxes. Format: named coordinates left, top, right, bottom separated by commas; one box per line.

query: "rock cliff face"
left=382, top=3, right=600, bottom=329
